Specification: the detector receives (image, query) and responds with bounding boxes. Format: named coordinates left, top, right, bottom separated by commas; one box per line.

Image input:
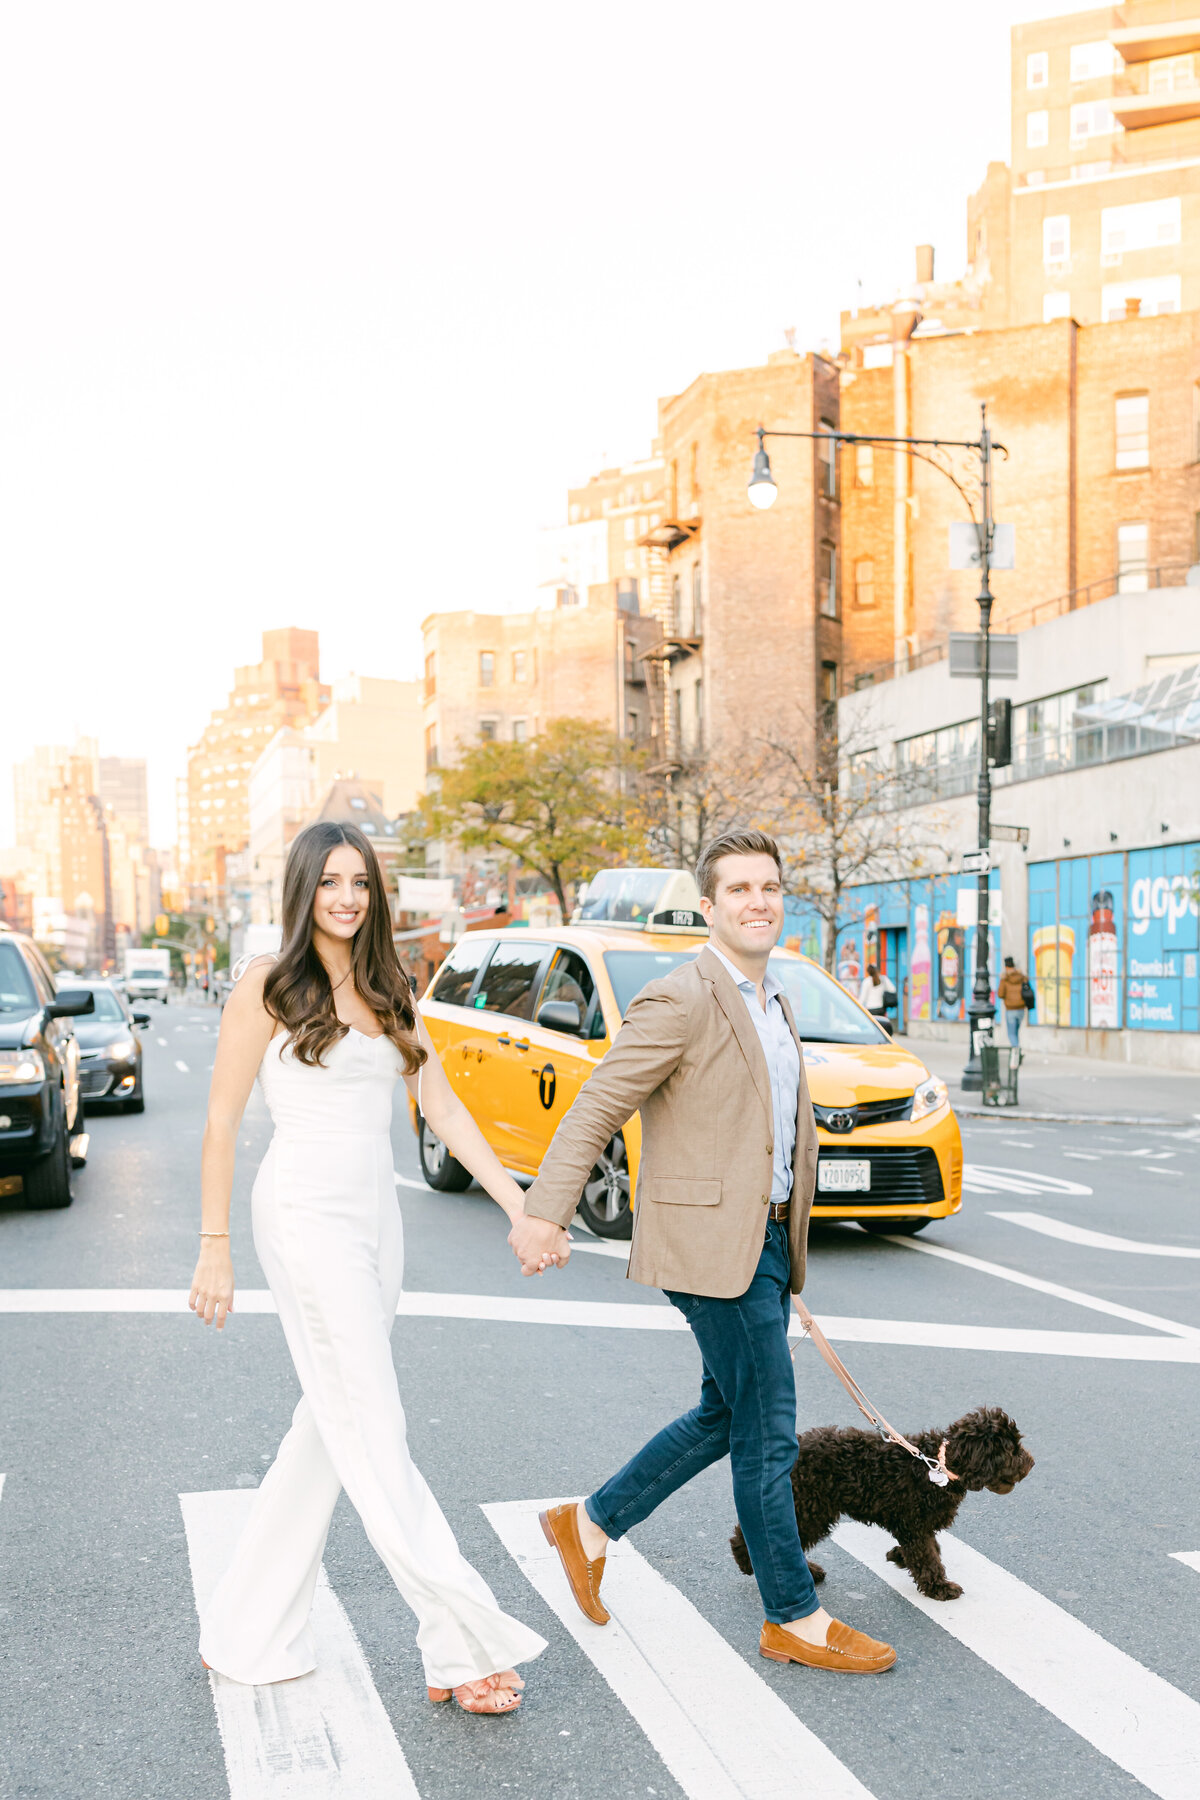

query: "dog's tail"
left=729, top=1524, right=755, bottom=1576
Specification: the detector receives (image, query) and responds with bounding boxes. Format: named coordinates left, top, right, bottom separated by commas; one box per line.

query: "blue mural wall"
left=782, top=871, right=1001, bottom=1025
left=1028, top=841, right=1199, bottom=1032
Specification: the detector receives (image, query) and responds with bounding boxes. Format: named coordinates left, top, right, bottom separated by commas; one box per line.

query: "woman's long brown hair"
left=263, top=821, right=427, bottom=1073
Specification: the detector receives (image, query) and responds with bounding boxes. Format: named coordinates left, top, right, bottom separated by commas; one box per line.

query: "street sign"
left=991, top=823, right=1030, bottom=845
left=949, top=521, right=1015, bottom=570
left=962, top=848, right=991, bottom=874
left=949, top=632, right=1018, bottom=679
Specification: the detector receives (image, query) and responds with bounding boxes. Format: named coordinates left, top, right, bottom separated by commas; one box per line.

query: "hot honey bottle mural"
left=909, top=903, right=932, bottom=1021
left=936, top=913, right=965, bottom=1021
left=1089, top=888, right=1119, bottom=1028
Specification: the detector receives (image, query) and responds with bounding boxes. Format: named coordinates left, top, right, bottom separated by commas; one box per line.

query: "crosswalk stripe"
left=1169, top=1552, right=1200, bottom=1575
left=885, top=1234, right=1200, bottom=1340
left=3, top=1288, right=1200, bottom=1360
left=991, top=1212, right=1200, bottom=1259
left=833, top=1522, right=1200, bottom=1800
left=180, top=1490, right=421, bottom=1800
left=483, top=1498, right=876, bottom=1800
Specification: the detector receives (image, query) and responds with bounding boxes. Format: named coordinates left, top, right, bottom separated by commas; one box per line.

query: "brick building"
left=183, top=628, right=329, bottom=904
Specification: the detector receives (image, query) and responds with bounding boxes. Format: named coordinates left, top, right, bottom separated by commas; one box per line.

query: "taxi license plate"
left=818, top=1160, right=871, bottom=1193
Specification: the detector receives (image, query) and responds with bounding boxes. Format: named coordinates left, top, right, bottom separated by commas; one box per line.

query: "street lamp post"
left=749, top=405, right=1004, bottom=1090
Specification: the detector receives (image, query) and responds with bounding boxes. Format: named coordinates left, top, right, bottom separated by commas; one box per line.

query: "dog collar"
left=924, top=1439, right=959, bottom=1488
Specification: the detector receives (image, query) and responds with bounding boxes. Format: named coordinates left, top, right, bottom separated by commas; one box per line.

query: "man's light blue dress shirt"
left=708, top=943, right=800, bottom=1203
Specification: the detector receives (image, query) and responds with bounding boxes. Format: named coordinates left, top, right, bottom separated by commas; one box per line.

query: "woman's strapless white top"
left=258, top=1027, right=407, bottom=1139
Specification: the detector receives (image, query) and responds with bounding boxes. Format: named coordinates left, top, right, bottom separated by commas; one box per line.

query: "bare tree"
left=627, top=737, right=761, bottom=873
left=752, top=702, right=944, bottom=971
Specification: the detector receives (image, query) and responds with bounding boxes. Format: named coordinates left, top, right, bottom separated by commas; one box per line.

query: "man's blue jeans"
left=1005, top=1005, right=1024, bottom=1047
left=585, top=1220, right=819, bottom=1624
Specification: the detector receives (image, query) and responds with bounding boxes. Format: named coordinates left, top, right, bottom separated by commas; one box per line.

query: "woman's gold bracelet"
left=200, top=1231, right=230, bottom=1238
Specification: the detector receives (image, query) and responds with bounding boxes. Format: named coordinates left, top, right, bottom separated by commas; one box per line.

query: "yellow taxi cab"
left=410, top=878, right=962, bottom=1240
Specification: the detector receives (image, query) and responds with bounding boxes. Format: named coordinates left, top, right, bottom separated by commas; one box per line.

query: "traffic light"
left=155, top=913, right=170, bottom=936
left=205, top=917, right=215, bottom=934
left=988, top=697, right=1013, bottom=768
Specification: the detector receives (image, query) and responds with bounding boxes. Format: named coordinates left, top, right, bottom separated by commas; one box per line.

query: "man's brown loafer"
left=760, top=1618, right=896, bottom=1673
left=539, top=1503, right=609, bottom=1625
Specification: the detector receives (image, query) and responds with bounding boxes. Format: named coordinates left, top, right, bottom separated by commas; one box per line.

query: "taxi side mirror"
left=48, top=991, right=95, bottom=1018
left=537, top=999, right=582, bottom=1034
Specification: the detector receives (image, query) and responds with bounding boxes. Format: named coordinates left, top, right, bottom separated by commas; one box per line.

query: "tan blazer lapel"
left=698, top=946, right=773, bottom=1128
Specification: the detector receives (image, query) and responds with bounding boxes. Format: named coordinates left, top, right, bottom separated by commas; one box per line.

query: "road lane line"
left=962, top=1165, right=1093, bottom=1196
left=156, top=1037, right=168, bottom=1046
left=1170, top=1552, right=1200, bottom=1575
left=991, top=1212, right=1200, bottom=1259
left=833, top=1522, right=1200, bottom=1800
left=884, top=1236, right=1200, bottom=1340
left=484, top=1498, right=875, bottom=1800
left=180, top=1490, right=421, bottom=1800
left=175, top=1060, right=190, bottom=1074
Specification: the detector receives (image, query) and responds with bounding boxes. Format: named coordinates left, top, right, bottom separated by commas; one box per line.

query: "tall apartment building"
left=540, top=454, right=666, bottom=617
left=11, top=743, right=114, bottom=966
left=97, top=757, right=150, bottom=845
left=421, top=593, right=656, bottom=769
left=640, top=349, right=843, bottom=766
left=184, top=628, right=328, bottom=903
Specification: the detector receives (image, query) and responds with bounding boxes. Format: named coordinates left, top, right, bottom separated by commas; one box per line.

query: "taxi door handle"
left=513, top=1039, right=531, bottom=1052
left=496, top=1035, right=512, bottom=1047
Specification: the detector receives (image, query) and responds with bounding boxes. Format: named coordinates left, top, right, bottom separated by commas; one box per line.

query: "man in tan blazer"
left=510, top=831, right=896, bottom=1674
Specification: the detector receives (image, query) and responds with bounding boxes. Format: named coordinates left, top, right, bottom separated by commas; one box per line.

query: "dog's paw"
left=885, top=1546, right=906, bottom=1567
left=920, top=1580, right=963, bottom=1602
left=806, top=1560, right=826, bottom=1584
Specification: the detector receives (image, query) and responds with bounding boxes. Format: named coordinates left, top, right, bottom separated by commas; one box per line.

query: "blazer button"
left=762, top=1195, right=768, bottom=1205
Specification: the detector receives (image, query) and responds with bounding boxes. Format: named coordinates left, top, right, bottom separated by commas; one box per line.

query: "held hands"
left=190, top=1241, right=235, bottom=1329
left=508, top=1212, right=572, bottom=1278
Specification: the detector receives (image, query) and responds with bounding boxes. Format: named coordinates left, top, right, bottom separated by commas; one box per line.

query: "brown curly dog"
left=730, top=1406, right=1034, bottom=1601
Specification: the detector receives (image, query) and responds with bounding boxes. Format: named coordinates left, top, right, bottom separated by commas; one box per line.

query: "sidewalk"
left=896, top=1032, right=1200, bottom=1127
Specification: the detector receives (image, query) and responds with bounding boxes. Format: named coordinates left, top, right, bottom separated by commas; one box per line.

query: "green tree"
left=421, top=718, right=640, bottom=921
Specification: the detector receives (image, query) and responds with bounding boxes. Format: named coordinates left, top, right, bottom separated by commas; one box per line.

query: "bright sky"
left=0, top=1, right=1100, bottom=845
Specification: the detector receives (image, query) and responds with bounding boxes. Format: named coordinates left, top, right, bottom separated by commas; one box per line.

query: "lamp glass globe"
left=748, top=475, right=778, bottom=510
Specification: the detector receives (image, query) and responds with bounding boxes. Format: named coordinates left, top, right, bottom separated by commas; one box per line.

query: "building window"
left=691, top=562, right=703, bottom=635
left=853, top=557, right=876, bottom=609
left=817, top=421, right=837, bottom=498
left=693, top=678, right=703, bottom=747
left=820, top=662, right=839, bottom=727
left=1117, top=522, right=1149, bottom=592
left=1193, top=511, right=1200, bottom=562
left=855, top=443, right=873, bottom=487
left=1070, top=41, right=1120, bottom=83
left=1043, top=291, right=1071, bottom=322
left=624, top=516, right=636, bottom=540
left=1101, top=197, right=1181, bottom=255
left=479, top=651, right=495, bottom=687
left=1149, top=53, right=1197, bottom=94
left=1070, top=100, right=1116, bottom=143
left=1027, top=50, right=1048, bottom=89
left=1115, top=394, right=1149, bottom=469
left=1102, top=274, right=1181, bottom=320
left=819, top=542, right=839, bottom=618
left=1043, top=215, right=1070, bottom=264
left=1026, top=109, right=1049, bottom=148
left=424, top=724, right=438, bottom=770
left=424, top=651, right=436, bottom=697
left=616, top=576, right=639, bottom=614
left=479, top=718, right=498, bottom=743
left=626, top=708, right=640, bottom=739
left=512, top=718, right=527, bottom=743
left=512, top=649, right=527, bottom=682
left=671, top=573, right=682, bottom=632
left=672, top=688, right=683, bottom=744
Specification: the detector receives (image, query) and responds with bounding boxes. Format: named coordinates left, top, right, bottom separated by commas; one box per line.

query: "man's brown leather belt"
left=767, top=1201, right=790, bottom=1221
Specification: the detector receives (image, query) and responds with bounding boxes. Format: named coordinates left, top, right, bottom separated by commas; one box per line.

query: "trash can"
left=980, top=1042, right=1020, bottom=1107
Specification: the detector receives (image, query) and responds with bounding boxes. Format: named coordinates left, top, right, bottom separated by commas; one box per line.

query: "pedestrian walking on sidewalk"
left=188, top=821, right=552, bottom=1714
left=858, top=963, right=896, bottom=1024
left=997, top=954, right=1031, bottom=1048
left=510, top=830, right=896, bottom=1675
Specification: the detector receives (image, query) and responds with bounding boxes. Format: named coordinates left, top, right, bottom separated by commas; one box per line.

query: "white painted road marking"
left=156, top=1037, right=168, bottom=1047
left=1169, top=1552, right=1200, bottom=1576
left=4, top=1288, right=1200, bottom=1359
left=962, top=1165, right=1093, bottom=1196
left=175, top=1060, right=189, bottom=1074
left=485, top=1498, right=876, bottom=1800
left=886, top=1235, right=1200, bottom=1340
left=180, top=1490, right=421, bottom=1800
left=393, top=1173, right=430, bottom=1191
left=992, top=1212, right=1200, bottom=1259
left=834, top=1522, right=1200, bottom=1800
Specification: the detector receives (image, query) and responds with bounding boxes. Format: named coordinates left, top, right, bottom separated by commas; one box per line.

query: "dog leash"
left=791, top=1297, right=958, bottom=1487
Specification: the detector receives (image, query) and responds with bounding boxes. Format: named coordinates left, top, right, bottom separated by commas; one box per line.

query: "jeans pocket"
left=664, top=1289, right=701, bottom=1319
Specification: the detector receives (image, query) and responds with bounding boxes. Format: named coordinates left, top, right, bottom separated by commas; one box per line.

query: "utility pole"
left=962, top=405, right=996, bottom=1092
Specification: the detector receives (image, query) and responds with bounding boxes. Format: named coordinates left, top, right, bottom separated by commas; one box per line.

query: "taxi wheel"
left=578, top=1133, right=632, bottom=1239
left=860, top=1218, right=931, bottom=1236
left=418, top=1115, right=472, bottom=1192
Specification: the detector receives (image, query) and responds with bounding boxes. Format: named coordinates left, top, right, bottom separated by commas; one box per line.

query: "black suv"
left=0, top=926, right=94, bottom=1209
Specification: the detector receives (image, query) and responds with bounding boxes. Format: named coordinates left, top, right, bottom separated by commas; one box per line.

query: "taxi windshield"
left=579, top=870, right=671, bottom=924
left=602, top=945, right=887, bottom=1045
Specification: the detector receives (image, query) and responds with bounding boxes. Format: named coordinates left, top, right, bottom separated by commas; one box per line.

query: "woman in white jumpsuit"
left=189, top=822, right=568, bottom=1714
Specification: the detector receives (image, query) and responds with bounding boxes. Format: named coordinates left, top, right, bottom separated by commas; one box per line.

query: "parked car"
left=55, top=978, right=149, bottom=1112
left=0, top=925, right=94, bottom=1209
left=413, top=918, right=961, bottom=1239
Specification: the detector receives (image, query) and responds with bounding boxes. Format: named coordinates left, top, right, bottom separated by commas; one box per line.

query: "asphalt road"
left=2, top=1003, right=1199, bottom=1800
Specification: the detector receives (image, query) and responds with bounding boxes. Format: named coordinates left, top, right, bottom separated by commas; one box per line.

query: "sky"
left=0, top=1, right=1102, bottom=845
